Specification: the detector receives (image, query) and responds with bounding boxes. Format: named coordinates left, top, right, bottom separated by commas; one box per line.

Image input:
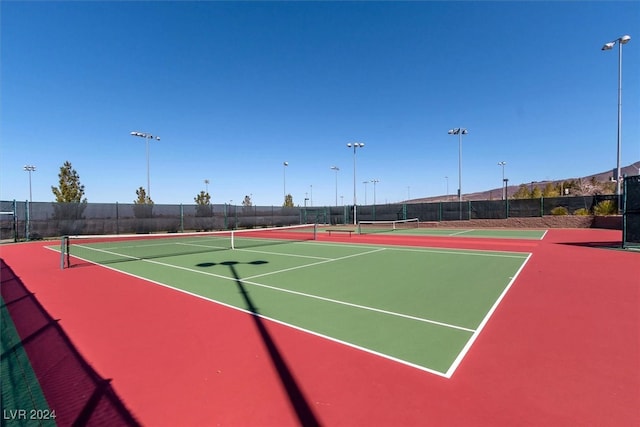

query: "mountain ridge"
left=407, top=161, right=640, bottom=203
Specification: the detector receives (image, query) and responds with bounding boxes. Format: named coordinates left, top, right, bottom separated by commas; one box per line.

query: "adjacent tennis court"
left=354, top=219, right=547, bottom=239
left=58, top=225, right=531, bottom=377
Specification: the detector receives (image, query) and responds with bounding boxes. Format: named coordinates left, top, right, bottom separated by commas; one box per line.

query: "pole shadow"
left=197, top=260, right=320, bottom=426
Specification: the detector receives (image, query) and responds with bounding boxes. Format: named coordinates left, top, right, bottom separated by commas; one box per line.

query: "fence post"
left=115, top=202, right=119, bottom=234
left=540, top=197, right=544, bottom=217
left=468, top=201, right=472, bottom=220
left=25, top=200, right=30, bottom=241
left=12, top=200, right=17, bottom=242
left=180, top=204, right=184, bottom=233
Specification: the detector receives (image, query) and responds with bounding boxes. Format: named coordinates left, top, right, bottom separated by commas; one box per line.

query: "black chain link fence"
left=1, top=194, right=619, bottom=241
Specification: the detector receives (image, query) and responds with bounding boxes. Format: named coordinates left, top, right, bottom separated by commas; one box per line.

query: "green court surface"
left=64, top=235, right=531, bottom=377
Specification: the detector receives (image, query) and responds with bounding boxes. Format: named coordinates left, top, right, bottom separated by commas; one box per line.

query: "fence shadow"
left=558, top=241, right=624, bottom=250
left=0, top=259, right=140, bottom=426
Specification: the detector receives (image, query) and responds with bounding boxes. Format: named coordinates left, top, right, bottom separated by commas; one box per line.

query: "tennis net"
left=357, top=218, right=420, bottom=234
left=60, top=224, right=317, bottom=269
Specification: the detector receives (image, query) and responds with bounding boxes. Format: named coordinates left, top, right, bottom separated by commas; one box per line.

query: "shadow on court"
left=196, top=260, right=320, bottom=427
left=557, top=241, right=625, bottom=250
left=0, top=259, right=140, bottom=426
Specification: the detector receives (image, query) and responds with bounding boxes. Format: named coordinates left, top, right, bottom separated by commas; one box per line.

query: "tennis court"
left=354, top=219, right=547, bottom=239
left=2, top=226, right=638, bottom=426
left=59, top=225, right=531, bottom=377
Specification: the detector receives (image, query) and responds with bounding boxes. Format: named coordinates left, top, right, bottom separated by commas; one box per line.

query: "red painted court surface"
left=1, top=228, right=638, bottom=426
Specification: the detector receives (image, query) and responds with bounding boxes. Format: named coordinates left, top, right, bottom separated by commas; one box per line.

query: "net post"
left=314, top=223, right=318, bottom=240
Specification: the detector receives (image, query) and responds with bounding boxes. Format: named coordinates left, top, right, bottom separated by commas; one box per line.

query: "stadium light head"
left=620, top=35, right=631, bottom=44
left=347, top=142, right=365, bottom=148
left=130, top=131, right=159, bottom=140
left=284, top=161, right=288, bottom=166
left=602, top=42, right=615, bottom=51
left=448, top=128, right=468, bottom=135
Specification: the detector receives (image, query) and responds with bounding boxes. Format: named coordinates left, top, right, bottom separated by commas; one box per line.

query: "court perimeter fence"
left=1, top=194, right=619, bottom=241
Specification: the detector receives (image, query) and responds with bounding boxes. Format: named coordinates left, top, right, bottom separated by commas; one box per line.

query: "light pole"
left=283, top=161, right=288, bottom=203
left=130, top=131, right=160, bottom=199
left=23, top=165, right=36, bottom=203
left=204, top=179, right=210, bottom=194
left=498, top=161, right=507, bottom=200
left=448, top=128, right=468, bottom=219
left=370, top=179, right=380, bottom=205
left=602, top=35, right=631, bottom=208
left=347, top=142, right=365, bottom=224
left=330, top=166, right=340, bottom=206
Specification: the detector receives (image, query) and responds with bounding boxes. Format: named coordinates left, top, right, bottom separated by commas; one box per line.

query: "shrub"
left=550, top=206, right=569, bottom=216
left=593, top=200, right=617, bottom=216
left=573, top=208, right=590, bottom=216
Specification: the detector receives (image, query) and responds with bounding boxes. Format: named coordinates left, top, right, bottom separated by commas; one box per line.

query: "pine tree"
left=194, top=190, right=212, bottom=217
left=133, top=187, right=154, bottom=218
left=51, top=161, right=87, bottom=219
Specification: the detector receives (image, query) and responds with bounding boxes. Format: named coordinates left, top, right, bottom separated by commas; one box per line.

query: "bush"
left=593, top=200, right=617, bottom=216
left=573, top=208, right=590, bottom=216
left=551, top=206, right=569, bottom=216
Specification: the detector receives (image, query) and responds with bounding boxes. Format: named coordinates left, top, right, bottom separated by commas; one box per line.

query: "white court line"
left=445, top=252, right=533, bottom=378
left=301, top=240, right=529, bottom=259
left=448, top=229, right=475, bottom=236
left=242, top=247, right=386, bottom=280
left=231, top=247, right=331, bottom=261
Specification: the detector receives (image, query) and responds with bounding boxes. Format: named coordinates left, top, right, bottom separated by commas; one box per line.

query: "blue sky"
left=1, top=1, right=638, bottom=207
